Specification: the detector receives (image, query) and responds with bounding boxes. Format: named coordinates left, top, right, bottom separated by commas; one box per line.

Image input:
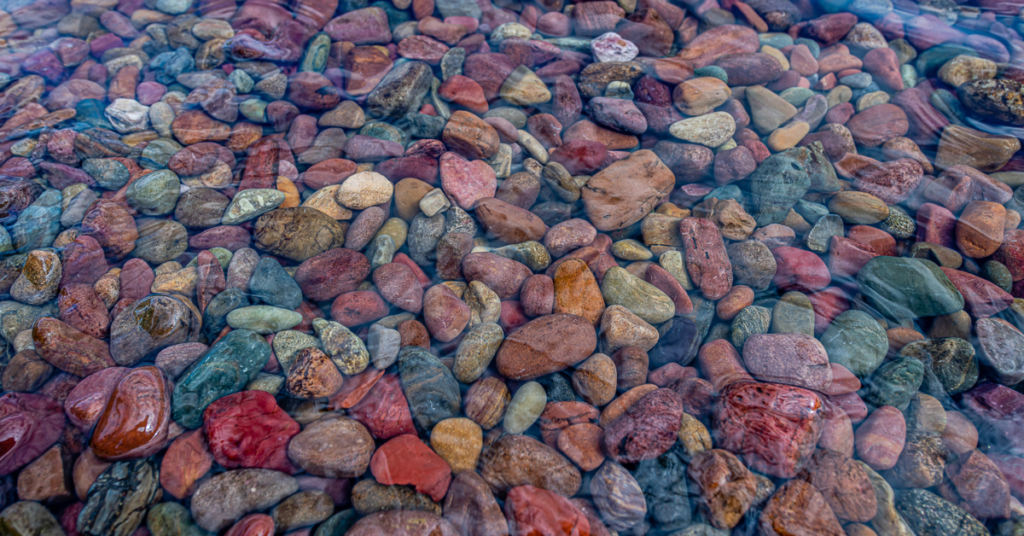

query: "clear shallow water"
left=0, top=0, right=1021, bottom=534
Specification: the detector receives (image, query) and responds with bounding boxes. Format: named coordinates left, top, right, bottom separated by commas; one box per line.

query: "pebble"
left=191, top=469, right=298, bottom=532
left=504, top=381, right=547, bottom=434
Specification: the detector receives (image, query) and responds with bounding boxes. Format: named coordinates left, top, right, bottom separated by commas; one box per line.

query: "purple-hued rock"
left=742, top=333, right=832, bottom=391
left=0, top=393, right=65, bottom=476
left=961, top=383, right=1024, bottom=455
left=324, top=7, right=392, bottom=43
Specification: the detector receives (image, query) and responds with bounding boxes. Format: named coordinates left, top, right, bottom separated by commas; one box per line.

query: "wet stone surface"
left=0, top=0, right=1024, bottom=534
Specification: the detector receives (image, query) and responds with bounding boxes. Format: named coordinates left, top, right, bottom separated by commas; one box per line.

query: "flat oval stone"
left=742, top=333, right=832, bottom=390
left=190, top=469, right=298, bottom=532
left=33, top=316, right=115, bottom=377
left=288, top=414, right=375, bottom=478
left=295, top=248, right=372, bottom=302
left=600, top=267, right=674, bottom=324
left=479, top=434, right=581, bottom=497
left=495, top=314, right=597, bottom=380
left=226, top=306, right=303, bottom=334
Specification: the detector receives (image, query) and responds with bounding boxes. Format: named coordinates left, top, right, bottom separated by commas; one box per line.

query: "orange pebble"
left=716, top=285, right=754, bottom=320
left=276, top=176, right=300, bottom=208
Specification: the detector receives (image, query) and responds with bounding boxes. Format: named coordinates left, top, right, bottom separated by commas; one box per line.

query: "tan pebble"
left=431, top=418, right=483, bottom=473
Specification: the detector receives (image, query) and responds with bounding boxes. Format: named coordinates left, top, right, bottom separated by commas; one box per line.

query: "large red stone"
left=294, top=248, right=372, bottom=302
left=772, top=246, right=831, bottom=292
left=0, top=393, right=65, bottom=476
left=714, top=381, right=824, bottom=478
left=59, top=236, right=108, bottom=287
left=602, top=388, right=683, bottom=464
left=504, top=485, right=590, bottom=536
left=370, top=433, right=452, bottom=501
left=347, top=373, right=416, bottom=439
left=203, top=390, right=300, bottom=474
left=90, top=366, right=171, bottom=461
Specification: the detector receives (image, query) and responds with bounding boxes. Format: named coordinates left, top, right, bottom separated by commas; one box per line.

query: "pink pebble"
left=444, top=16, right=479, bottom=33
left=89, top=33, right=124, bottom=57
left=136, top=82, right=167, bottom=106
left=855, top=405, right=906, bottom=471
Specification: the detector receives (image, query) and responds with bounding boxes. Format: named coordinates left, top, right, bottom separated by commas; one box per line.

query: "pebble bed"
left=1, top=0, right=1024, bottom=533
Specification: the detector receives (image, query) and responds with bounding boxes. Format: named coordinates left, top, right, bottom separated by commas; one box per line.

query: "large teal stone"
left=820, top=310, right=888, bottom=377
left=172, top=329, right=272, bottom=428
left=857, top=257, right=964, bottom=320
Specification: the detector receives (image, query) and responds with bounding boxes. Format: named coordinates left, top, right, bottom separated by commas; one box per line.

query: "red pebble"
left=370, top=433, right=452, bottom=501
left=772, top=246, right=831, bottom=292
left=505, top=485, right=590, bottom=536
left=203, top=390, right=300, bottom=474
left=828, top=236, right=878, bottom=281
left=940, top=267, right=1013, bottom=318
left=916, top=203, right=957, bottom=249
left=714, top=381, right=824, bottom=478
left=224, top=514, right=275, bottom=536
left=347, top=374, right=416, bottom=440
left=808, top=287, right=850, bottom=335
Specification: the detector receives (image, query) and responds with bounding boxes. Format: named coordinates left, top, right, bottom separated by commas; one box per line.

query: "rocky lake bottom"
left=1, top=0, right=1024, bottom=533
